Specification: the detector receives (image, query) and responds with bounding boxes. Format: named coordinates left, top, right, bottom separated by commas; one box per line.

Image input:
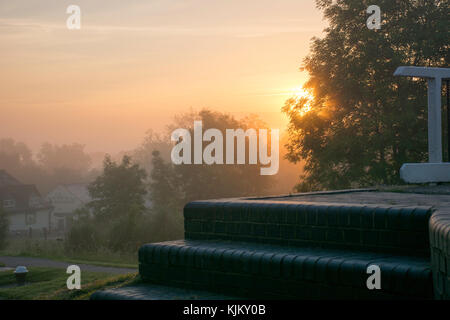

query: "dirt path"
left=0, top=256, right=137, bottom=274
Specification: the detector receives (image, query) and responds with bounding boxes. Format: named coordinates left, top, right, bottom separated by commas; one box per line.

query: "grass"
left=0, top=238, right=138, bottom=269
left=0, top=266, right=139, bottom=300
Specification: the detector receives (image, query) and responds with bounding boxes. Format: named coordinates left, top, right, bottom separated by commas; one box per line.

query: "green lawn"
left=0, top=238, right=138, bottom=269
left=0, top=267, right=138, bottom=300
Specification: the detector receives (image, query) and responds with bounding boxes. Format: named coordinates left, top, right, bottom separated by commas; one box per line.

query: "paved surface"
left=268, top=188, right=450, bottom=210
left=0, top=256, right=137, bottom=274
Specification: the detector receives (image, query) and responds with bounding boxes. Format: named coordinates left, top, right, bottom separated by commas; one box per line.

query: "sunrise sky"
left=0, top=0, right=327, bottom=153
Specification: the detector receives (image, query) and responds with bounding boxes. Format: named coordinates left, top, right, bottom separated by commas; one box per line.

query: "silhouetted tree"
left=283, top=0, right=448, bottom=191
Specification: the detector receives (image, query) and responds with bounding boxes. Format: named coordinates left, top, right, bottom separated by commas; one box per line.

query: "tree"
left=32, top=142, right=94, bottom=193
left=150, top=109, right=277, bottom=207
left=37, top=143, right=92, bottom=173
left=65, top=207, right=98, bottom=252
left=0, top=207, right=9, bottom=250
left=133, top=130, right=172, bottom=176
left=149, top=150, right=184, bottom=211
left=147, top=150, right=185, bottom=241
left=88, top=155, right=147, bottom=223
left=0, top=139, right=95, bottom=193
left=0, top=138, right=47, bottom=191
left=67, top=156, right=148, bottom=252
left=0, top=138, right=34, bottom=168
left=69, top=155, right=149, bottom=251
left=146, top=109, right=279, bottom=240
left=283, top=0, right=449, bottom=191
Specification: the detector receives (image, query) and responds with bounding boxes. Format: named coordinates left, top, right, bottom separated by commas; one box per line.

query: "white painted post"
left=394, top=66, right=450, bottom=183
left=427, top=77, right=442, bottom=163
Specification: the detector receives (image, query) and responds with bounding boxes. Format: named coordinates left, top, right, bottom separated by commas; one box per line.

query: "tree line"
left=35, top=110, right=299, bottom=253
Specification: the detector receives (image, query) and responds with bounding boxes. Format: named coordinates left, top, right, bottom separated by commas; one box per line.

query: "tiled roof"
left=0, top=170, right=52, bottom=213
left=0, top=169, right=22, bottom=187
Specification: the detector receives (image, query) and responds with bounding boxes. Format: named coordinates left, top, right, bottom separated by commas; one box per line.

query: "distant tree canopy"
left=0, top=138, right=41, bottom=185
left=149, top=109, right=277, bottom=211
left=0, top=139, right=34, bottom=168
left=283, top=0, right=449, bottom=191
left=0, top=139, right=94, bottom=193
left=37, top=142, right=92, bottom=175
left=37, top=142, right=94, bottom=190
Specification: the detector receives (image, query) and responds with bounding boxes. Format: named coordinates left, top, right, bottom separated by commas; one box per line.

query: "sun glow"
left=290, top=87, right=314, bottom=116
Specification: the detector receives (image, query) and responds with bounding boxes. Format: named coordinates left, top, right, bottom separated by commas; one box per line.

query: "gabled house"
left=46, top=184, right=92, bottom=232
left=0, top=170, right=53, bottom=236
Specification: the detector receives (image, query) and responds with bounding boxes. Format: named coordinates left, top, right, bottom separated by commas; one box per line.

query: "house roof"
left=51, top=184, right=91, bottom=204
left=0, top=170, right=52, bottom=213
left=0, top=184, right=52, bottom=213
left=0, top=169, right=22, bottom=187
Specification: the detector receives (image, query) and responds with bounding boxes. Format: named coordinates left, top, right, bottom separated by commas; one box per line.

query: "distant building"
left=0, top=170, right=53, bottom=236
left=0, top=169, right=21, bottom=186
left=46, top=184, right=92, bottom=232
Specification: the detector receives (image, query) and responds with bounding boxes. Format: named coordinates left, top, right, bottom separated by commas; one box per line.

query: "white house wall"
left=46, top=185, right=87, bottom=214
left=8, top=212, right=26, bottom=231
left=8, top=209, right=51, bottom=232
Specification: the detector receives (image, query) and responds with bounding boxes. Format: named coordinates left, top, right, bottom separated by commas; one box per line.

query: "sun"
left=290, top=86, right=314, bottom=116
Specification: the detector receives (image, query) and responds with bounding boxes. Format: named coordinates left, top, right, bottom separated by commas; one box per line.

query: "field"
left=0, top=266, right=138, bottom=300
